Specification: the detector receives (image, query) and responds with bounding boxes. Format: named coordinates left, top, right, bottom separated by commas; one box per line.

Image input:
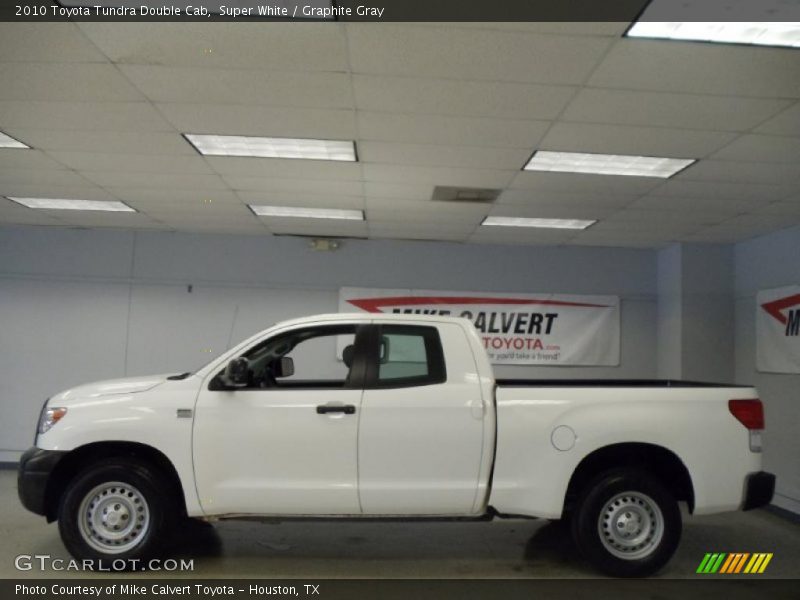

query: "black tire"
left=570, top=468, right=681, bottom=577
left=58, top=458, right=174, bottom=569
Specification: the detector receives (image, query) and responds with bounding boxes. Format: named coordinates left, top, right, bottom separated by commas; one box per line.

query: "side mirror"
left=273, top=356, right=294, bottom=378
left=222, top=356, right=249, bottom=387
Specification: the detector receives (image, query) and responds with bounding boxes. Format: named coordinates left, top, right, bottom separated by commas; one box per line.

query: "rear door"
left=357, top=322, right=487, bottom=515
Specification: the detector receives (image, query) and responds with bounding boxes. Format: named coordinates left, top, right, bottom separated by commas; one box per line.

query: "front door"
left=193, top=323, right=368, bottom=515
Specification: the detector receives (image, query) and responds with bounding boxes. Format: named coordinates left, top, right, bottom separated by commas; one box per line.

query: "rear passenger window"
left=375, top=325, right=446, bottom=387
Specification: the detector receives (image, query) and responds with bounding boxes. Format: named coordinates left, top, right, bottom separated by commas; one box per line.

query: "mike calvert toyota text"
left=18, top=313, right=775, bottom=577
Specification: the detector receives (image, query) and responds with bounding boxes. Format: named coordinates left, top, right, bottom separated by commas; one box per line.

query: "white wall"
left=0, top=225, right=658, bottom=461
left=734, top=224, right=800, bottom=515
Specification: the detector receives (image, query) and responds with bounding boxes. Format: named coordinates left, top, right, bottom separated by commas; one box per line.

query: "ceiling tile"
left=540, top=122, right=736, bottom=158
left=135, top=202, right=252, bottom=218
left=79, top=22, right=348, bottom=71
left=80, top=171, right=229, bottom=190
left=121, top=66, right=353, bottom=108
left=366, top=200, right=488, bottom=224
left=363, top=182, right=434, bottom=201
left=676, top=160, right=800, bottom=185
left=629, top=195, right=763, bottom=215
left=645, top=179, right=796, bottom=202
left=752, top=202, right=800, bottom=216
left=0, top=23, right=108, bottom=63
left=52, top=212, right=168, bottom=229
left=156, top=103, right=357, bottom=139
left=363, top=164, right=514, bottom=188
left=0, top=150, right=67, bottom=171
left=0, top=101, right=174, bottom=132
left=357, top=112, right=550, bottom=148
left=603, top=209, right=723, bottom=226
left=754, top=102, right=800, bottom=136
left=468, top=228, right=576, bottom=245
left=359, top=142, right=531, bottom=170
left=368, top=228, right=469, bottom=242
left=563, top=88, right=790, bottom=131
left=13, top=130, right=194, bottom=154
left=346, top=24, right=612, bottom=85
left=205, top=157, right=362, bottom=180
left=109, top=187, right=241, bottom=205
left=0, top=168, right=93, bottom=187
left=0, top=184, right=118, bottom=202
left=49, top=152, right=214, bottom=174
left=710, top=134, right=800, bottom=163
left=589, top=39, right=800, bottom=98
left=0, top=63, right=144, bottom=102
left=222, top=176, right=364, bottom=196
left=498, top=189, right=636, bottom=209
left=353, top=75, right=575, bottom=119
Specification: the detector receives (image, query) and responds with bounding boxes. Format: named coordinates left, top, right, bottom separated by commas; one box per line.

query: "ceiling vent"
left=432, top=186, right=501, bottom=204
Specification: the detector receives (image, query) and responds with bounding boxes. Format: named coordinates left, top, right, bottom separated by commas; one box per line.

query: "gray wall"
left=0, top=226, right=658, bottom=461
left=656, top=244, right=734, bottom=383
left=734, top=224, right=800, bottom=515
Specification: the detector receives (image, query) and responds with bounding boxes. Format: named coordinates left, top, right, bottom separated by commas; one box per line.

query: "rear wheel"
left=570, top=468, right=681, bottom=577
left=58, top=458, right=173, bottom=568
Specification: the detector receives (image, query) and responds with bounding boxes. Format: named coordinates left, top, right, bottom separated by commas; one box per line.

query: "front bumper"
left=742, top=471, right=776, bottom=511
left=17, top=447, right=66, bottom=517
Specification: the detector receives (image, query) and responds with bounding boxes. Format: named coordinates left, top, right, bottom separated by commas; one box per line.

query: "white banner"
left=756, top=285, right=800, bottom=374
left=339, top=287, right=620, bottom=366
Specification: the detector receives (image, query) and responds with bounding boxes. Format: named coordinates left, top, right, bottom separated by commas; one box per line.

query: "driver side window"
left=235, top=324, right=359, bottom=390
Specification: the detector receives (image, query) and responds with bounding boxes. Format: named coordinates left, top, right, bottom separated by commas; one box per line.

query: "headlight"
left=38, top=406, right=67, bottom=434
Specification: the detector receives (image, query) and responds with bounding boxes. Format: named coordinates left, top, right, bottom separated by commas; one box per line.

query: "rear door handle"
left=316, top=404, right=356, bottom=415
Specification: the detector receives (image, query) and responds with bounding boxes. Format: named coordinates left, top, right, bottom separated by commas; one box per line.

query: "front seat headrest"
left=342, top=344, right=355, bottom=368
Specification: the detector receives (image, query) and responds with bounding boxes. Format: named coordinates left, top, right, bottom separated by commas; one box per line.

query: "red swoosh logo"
left=761, top=293, right=800, bottom=325
left=347, top=295, right=611, bottom=313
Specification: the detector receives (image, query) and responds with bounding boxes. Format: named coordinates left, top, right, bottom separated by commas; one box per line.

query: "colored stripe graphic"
left=701, top=553, right=772, bottom=574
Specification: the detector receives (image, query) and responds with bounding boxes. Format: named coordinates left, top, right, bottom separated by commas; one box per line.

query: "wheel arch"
left=562, top=442, right=695, bottom=518
left=44, top=441, right=187, bottom=522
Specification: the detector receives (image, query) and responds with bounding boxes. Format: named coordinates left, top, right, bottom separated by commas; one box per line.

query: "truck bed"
left=495, top=379, right=749, bottom=388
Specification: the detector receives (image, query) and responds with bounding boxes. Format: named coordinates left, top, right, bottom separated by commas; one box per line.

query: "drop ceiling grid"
left=0, top=22, right=799, bottom=244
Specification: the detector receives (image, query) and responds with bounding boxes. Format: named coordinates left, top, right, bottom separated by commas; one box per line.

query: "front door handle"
left=316, top=404, right=356, bottom=415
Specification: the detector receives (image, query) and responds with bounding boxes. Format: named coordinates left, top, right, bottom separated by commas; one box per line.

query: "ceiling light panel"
left=249, top=205, right=364, bottom=220
left=7, top=197, right=136, bottom=212
left=185, top=134, right=357, bottom=161
left=524, top=151, right=695, bottom=178
left=0, top=132, right=29, bottom=148
left=627, top=22, right=800, bottom=47
left=481, top=216, right=596, bottom=229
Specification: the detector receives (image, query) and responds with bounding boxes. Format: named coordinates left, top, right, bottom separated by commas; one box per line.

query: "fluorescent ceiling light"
left=627, top=22, right=800, bottom=48
left=185, top=134, right=357, bottom=161
left=524, top=151, right=695, bottom=178
left=250, top=205, right=364, bottom=220
left=481, top=216, right=596, bottom=230
left=7, top=197, right=136, bottom=212
left=0, top=131, right=29, bottom=148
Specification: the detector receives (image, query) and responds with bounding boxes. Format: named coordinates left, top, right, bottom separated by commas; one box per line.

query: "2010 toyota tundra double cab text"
left=18, top=313, right=775, bottom=577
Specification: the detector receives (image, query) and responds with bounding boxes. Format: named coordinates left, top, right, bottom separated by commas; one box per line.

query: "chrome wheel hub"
left=78, top=482, right=150, bottom=554
left=598, top=491, right=663, bottom=560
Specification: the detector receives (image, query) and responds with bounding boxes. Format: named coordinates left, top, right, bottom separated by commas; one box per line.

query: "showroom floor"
left=1, top=470, right=797, bottom=579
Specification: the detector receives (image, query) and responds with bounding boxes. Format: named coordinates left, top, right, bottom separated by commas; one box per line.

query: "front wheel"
left=570, top=468, right=681, bottom=577
left=58, top=458, right=173, bottom=568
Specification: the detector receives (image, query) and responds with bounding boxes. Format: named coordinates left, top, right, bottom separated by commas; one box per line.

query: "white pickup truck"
left=19, top=313, right=774, bottom=577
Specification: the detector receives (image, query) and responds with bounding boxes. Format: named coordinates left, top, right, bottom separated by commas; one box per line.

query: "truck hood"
left=51, top=374, right=172, bottom=404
